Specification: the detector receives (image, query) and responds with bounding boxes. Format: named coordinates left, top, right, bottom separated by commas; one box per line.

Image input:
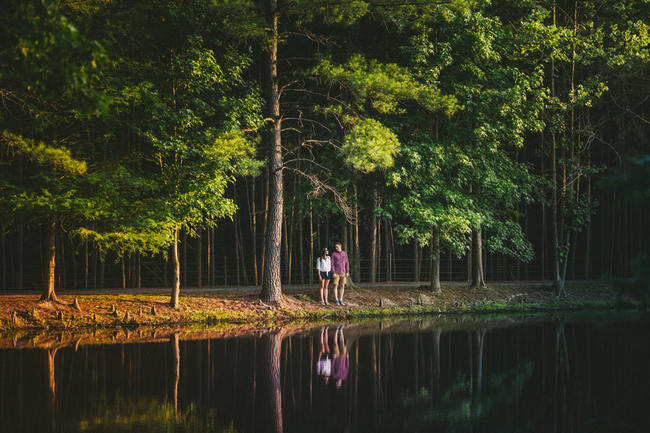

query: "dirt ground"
left=0, top=280, right=618, bottom=332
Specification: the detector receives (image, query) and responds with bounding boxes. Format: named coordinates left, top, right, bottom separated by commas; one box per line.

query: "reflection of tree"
left=172, top=334, right=180, bottom=415
left=45, top=348, right=58, bottom=433
left=379, top=362, right=535, bottom=433
left=261, top=331, right=284, bottom=433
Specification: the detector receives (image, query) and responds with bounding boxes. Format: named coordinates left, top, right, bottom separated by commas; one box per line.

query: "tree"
left=0, top=0, right=108, bottom=301
left=74, top=0, right=261, bottom=308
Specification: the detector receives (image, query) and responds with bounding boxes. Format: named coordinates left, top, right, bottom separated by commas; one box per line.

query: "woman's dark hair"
left=321, top=247, right=329, bottom=259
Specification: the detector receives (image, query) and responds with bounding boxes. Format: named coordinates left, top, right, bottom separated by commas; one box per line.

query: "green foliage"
left=341, top=118, right=399, bottom=173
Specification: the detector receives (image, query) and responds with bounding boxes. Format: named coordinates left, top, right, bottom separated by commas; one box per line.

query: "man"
left=330, top=242, right=349, bottom=306
left=331, top=326, right=349, bottom=388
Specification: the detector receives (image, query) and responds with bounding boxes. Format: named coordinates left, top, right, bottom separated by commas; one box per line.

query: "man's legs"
left=332, top=274, right=340, bottom=304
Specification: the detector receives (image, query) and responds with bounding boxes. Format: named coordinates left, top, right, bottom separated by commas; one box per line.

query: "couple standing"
left=316, top=242, right=349, bottom=306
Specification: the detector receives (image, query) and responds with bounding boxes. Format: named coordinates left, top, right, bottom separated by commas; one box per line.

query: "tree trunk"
left=182, top=230, right=187, bottom=287
left=197, top=229, right=202, bottom=288
left=261, top=331, right=283, bottom=433
left=309, top=200, right=314, bottom=284
left=431, top=226, right=441, bottom=293
left=370, top=184, right=378, bottom=283
left=353, top=184, right=361, bottom=281
left=249, top=178, right=259, bottom=285
left=414, top=241, right=420, bottom=282
left=260, top=0, right=283, bottom=304
left=550, top=5, right=565, bottom=297
left=470, top=229, right=486, bottom=289
left=41, top=219, right=57, bottom=302
left=171, top=229, right=181, bottom=309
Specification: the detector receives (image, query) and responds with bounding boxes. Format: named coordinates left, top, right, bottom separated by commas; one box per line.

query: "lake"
left=0, top=312, right=647, bottom=433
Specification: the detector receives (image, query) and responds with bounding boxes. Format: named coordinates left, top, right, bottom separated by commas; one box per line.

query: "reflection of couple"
left=317, top=326, right=349, bottom=388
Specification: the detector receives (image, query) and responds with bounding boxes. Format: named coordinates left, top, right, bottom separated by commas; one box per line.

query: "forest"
left=1, top=0, right=648, bottom=307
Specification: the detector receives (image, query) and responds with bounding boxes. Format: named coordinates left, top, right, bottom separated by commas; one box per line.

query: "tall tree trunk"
left=171, top=229, right=181, bottom=309
left=414, top=241, right=420, bottom=282
left=197, top=229, right=202, bottom=288
left=248, top=178, right=259, bottom=285
left=370, top=184, right=378, bottom=283
left=260, top=0, right=283, bottom=304
left=261, top=331, right=283, bottom=433
left=182, top=231, right=187, bottom=287
left=309, top=200, right=314, bottom=284
left=299, top=214, right=304, bottom=284
left=41, top=219, right=57, bottom=301
left=467, top=235, right=472, bottom=285
left=551, top=5, right=565, bottom=297
left=207, top=226, right=212, bottom=286
left=431, top=226, right=441, bottom=293
left=121, top=255, right=126, bottom=289
left=353, top=184, right=361, bottom=281
left=541, top=132, right=546, bottom=280
left=471, top=229, right=486, bottom=289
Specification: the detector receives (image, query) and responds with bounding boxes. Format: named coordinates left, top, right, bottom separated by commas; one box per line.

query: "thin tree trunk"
left=261, top=166, right=270, bottom=275
left=431, top=226, right=441, bottom=293
left=182, top=230, right=187, bottom=287
left=260, top=0, right=283, bottom=304
left=171, top=229, right=181, bottom=309
left=370, top=184, right=378, bottom=283
left=467, top=234, right=472, bottom=284
left=121, top=255, right=126, bottom=289
left=551, top=5, right=565, bottom=297
left=414, top=241, right=420, bottom=282
left=541, top=132, right=546, bottom=280
left=299, top=214, right=304, bottom=284
left=41, top=219, right=57, bottom=301
left=249, top=178, right=259, bottom=285
left=353, top=184, right=361, bottom=281
left=197, top=229, right=202, bottom=288
left=309, top=200, right=314, bottom=284
left=584, top=174, right=592, bottom=279
left=471, top=229, right=486, bottom=289
left=207, top=226, right=211, bottom=286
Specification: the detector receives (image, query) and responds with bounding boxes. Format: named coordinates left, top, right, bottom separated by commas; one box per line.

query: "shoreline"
left=0, top=281, right=639, bottom=334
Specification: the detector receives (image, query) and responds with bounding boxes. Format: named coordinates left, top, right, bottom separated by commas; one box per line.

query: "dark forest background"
left=1, top=0, right=648, bottom=295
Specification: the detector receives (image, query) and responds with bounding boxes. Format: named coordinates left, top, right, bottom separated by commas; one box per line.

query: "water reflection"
left=0, top=313, right=647, bottom=433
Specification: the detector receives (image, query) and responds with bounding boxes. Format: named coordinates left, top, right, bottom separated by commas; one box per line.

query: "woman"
left=316, top=247, right=332, bottom=305
left=316, top=326, right=331, bottom=383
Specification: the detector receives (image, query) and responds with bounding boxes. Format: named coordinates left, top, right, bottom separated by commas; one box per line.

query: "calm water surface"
left=0, top=312, right=647, bottom=433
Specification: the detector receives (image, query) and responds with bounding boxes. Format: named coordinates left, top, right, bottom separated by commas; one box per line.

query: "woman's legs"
left=319, top=278, right=326, bottom=304
left=324, top=279, right=330, bottom=304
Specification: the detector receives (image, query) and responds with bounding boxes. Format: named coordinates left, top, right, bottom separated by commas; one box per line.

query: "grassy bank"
left=0, top=281, right=637, bottom=333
